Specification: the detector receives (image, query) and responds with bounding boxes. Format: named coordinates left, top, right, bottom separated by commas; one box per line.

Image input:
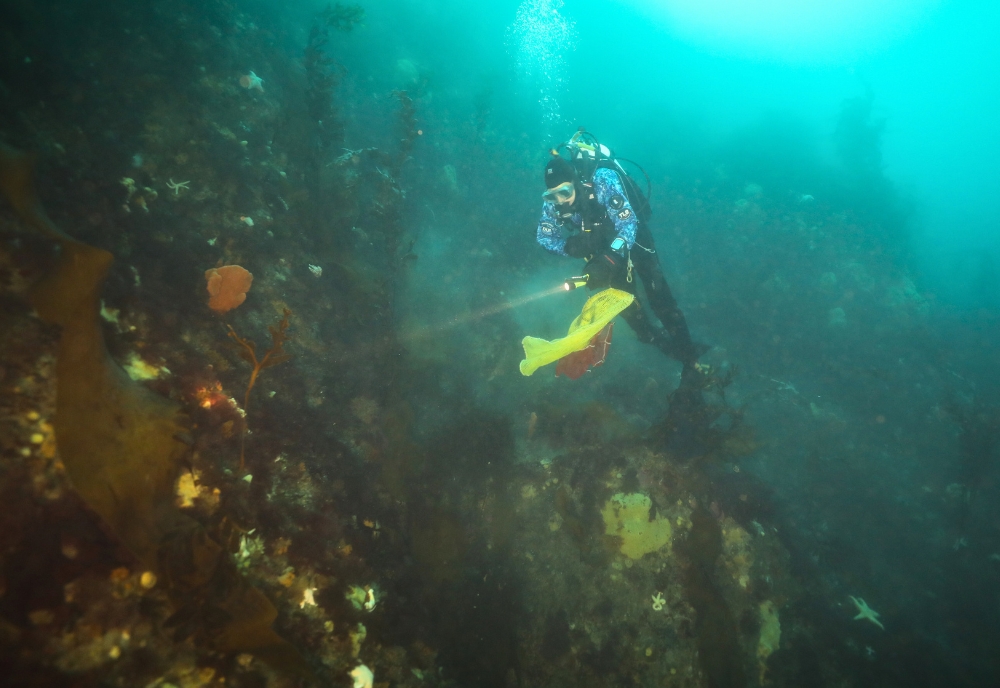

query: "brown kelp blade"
left=0, top=144, right=71, bottom=242
left=0, top=143, right=314, bottom=681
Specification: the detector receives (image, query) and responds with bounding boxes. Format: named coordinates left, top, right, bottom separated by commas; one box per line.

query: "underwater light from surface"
left=627, top=0, right=940, bottom=62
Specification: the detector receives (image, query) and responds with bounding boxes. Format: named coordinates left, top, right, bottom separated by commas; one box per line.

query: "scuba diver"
left=536, top=131, right=705, bottom=369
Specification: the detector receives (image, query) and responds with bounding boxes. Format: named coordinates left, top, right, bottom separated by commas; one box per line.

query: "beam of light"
left=621, top=0, right=940, bottom=62
left=312, top=286, right=571, bottom=374
left=401, top=284, right=569, bottom=343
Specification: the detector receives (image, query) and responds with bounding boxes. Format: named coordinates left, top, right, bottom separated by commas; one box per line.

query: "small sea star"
left=242, top=71, right=264, bottom=92
left=849, top=595, right=884, bottom=630
left=651, top=592, right=665, bottom=611
left=166, top=178, right=190, bottom=195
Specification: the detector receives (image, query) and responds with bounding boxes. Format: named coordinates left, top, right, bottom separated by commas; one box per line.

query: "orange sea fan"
left=205, top=265, right=253, bottom=313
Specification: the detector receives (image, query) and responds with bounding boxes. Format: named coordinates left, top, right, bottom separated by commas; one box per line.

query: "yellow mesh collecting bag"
left=519, top=288, right=635, bottom=376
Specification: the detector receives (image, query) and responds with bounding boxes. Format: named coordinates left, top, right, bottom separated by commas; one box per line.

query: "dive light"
left=564, top=275, right=589, bottom=291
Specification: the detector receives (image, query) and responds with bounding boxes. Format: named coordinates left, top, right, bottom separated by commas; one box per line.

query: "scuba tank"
left=552, top=128, right=653, bottom=223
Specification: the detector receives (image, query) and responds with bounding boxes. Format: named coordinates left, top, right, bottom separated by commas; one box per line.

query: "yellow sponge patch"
left=757, top=600, right=781, bottom=659
left=757, top=599, right=781, bottom=683
left=600, top=492, right=672, bottom=560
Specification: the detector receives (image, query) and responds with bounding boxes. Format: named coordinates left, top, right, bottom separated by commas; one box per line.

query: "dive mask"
left=542, top=182, right=575, bottom=205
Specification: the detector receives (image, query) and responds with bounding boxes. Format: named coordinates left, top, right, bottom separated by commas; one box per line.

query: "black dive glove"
left=584, top=250, right=627, bottom=290
left=564, top=231, right=603, bottom=259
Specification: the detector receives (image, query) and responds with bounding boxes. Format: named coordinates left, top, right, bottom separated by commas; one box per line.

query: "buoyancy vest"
left=561, top=132, right=652, bottom=224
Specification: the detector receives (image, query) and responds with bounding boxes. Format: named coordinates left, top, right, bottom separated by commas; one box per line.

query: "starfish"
left=651, top=592, right=665, bottom=611
left=849, top=596, right=884, bottom=630
left=166, top=178, right=190, bottom=195
left=241, top=71, right=264, bottom=92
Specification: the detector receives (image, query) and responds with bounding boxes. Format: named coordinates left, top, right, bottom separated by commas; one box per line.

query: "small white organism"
left=350, top=664, right=374, bottom=688
left=300, top=587, right=317, bottom=609
left=308, top=264, right=323, bottom=277
left=364, top=586, right=377, bottom=612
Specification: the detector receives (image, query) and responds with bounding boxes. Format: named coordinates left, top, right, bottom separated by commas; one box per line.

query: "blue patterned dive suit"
left=536, top=164, right=699, bottom=364
left=537, top=167, right=637, bottom=256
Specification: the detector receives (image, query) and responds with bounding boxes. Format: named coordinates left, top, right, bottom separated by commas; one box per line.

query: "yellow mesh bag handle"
left=519, top=288, right=635, bottom=376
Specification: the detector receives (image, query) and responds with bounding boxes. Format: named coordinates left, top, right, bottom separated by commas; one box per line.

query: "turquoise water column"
left=507, top=0, right=576, bottom=136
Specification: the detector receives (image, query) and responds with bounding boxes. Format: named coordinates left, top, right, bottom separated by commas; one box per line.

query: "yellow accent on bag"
left=519, top=288, right=634, bottom=376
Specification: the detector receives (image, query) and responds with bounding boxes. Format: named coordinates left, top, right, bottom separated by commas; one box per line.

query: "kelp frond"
left=226, top=309, right=293, bottom=468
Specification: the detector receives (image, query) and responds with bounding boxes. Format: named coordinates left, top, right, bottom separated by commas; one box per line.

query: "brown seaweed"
left=226, top=309, right=293, bottom=469
left=0, top=143, right=314, bottom=680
